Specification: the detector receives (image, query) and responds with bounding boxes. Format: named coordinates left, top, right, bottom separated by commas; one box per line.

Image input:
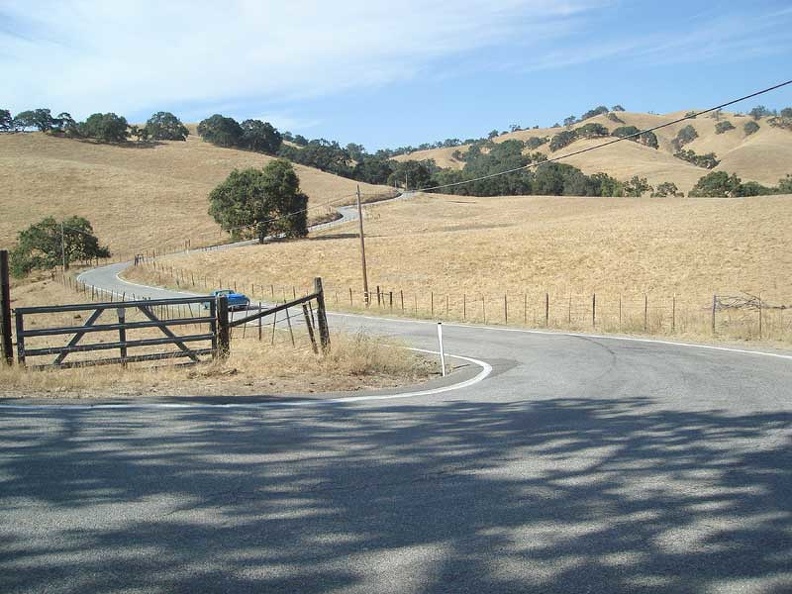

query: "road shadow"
left=1, top=396, right=790, bottom=593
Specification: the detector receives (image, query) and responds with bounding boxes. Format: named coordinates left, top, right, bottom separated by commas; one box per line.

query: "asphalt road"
left=2, top=258, right=792, bottom=592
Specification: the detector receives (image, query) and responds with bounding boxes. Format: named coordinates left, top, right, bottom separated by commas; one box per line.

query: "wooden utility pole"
left=356, top=185, right=370, bottom=306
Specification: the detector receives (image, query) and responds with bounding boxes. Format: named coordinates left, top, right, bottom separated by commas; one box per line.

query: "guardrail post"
left=314, top=277, right=330, bottom=352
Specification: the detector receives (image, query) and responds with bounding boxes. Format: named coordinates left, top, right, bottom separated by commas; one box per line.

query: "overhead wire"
left=415, top=78, right=792, bottom=193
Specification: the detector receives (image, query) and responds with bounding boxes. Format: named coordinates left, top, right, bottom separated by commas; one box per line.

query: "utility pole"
left=356, top=185, right=369, bottom=306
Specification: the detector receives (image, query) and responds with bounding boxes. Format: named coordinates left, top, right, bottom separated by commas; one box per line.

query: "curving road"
left=2, top=208, right=792, bottom=592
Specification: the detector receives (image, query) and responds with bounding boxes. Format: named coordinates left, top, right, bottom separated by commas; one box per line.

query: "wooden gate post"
left=1, top=250, right=13, bottom=365
left=217, top=295, right=230, bottom=358
left=314, top=277, right=330, bottom=351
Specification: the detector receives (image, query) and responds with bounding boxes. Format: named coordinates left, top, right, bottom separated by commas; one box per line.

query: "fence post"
left=644, top=294, right=648, bottom=332
left=711, top=294, right=717, bottom=336
left=117, top=307, right=128, bottom=366
left=758, top=295, right=762, bottom=340
left=1, top=251, right=13, bottom=365
left=314, top=277, right=330, bottom=351
left=592, top=293, right=596, bottom=328
left=672, top=294, right=676, bottom=333
left=504, top=294, right=508, bottom=325
left=303, top=303, right=318, bottom=354
left=545, top=293, right=549, bottom=327
left=217, top=295, right=230, bottom=358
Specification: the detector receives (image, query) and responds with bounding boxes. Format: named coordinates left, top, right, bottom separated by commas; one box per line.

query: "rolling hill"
left=395, top=110, right=792, bottom=193
left=0, top=132, right=386, bottom=258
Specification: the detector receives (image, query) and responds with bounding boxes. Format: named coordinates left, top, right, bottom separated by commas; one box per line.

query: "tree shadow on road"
left=1, top=395, right=790, bottom=593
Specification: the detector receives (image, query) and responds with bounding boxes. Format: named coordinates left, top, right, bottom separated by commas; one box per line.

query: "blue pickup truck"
left=206, top=289, right=250, bottom=311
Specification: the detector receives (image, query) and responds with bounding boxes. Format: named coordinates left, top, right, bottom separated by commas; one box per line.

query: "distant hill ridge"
left=395, top=110, right=792, bottom=193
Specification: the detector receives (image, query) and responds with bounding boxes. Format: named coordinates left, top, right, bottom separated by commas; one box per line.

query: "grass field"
left=129, top=192, right=792, bottom=346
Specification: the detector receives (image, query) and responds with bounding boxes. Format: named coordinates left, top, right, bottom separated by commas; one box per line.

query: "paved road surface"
left=3, top=239, right=792, bottom=592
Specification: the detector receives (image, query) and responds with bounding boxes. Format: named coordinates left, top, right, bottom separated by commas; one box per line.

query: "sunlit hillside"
left=0, top=132, right=387, bottom=257
left=395, top=111, right=792, bottom=193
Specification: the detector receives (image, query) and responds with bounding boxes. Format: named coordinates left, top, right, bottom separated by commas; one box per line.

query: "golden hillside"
left=0, top=132, right=386, bottom=257
left=395, top=111, right=792, bottom=193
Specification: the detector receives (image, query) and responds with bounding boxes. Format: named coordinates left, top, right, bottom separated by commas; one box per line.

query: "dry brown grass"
left=136, top=192, right=792, bottom=346
left=0, top=132, right=385, bottom=258
left=0, top=275, right=435, bottom=399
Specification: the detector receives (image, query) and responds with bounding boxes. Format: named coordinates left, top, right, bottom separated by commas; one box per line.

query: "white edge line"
left=0, top=352, right=492, bottom=411
left=328, top=312, right=792, bottom=361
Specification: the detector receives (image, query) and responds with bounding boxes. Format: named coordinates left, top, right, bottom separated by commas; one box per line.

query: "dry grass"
left=0, top=276, right=435, bottom=399
left=0, top=132, right=385, bottom=258
left=136, top=192, right=792, bottom=346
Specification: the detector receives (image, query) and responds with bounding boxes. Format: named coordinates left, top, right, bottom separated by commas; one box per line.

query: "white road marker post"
left=437, top=322, right=447, bottom=377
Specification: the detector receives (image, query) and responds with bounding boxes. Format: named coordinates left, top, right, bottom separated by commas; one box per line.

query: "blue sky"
left=2, top=0, right=791, bottom=151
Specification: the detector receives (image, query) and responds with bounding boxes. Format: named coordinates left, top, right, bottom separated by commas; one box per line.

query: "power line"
left=415, top=79, right=792, bottom=193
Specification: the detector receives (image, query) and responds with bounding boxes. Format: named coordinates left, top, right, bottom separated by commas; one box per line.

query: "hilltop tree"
left=10, top=216, right=110, bottom=277
left=80, top=113, right=129, bottom=143
left=749, top=105, right=773, bottom=120
left=208, top=159, right=308, bottom=243
left=197, top=114, right=243, bottom=147
left=14, top=108, right=55, bottom=132
left=579, top=105, right=609, bottom=121
left=240, top=119, right=282, bottom=154
left=144, top=111, right=189, bottom=141
left=54, top=112, right=80, bottom=137
left=0, top=109, right=12, bottom=131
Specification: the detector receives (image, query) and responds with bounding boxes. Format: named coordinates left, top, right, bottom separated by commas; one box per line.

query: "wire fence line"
left=122, top=261, right=792, bottom=345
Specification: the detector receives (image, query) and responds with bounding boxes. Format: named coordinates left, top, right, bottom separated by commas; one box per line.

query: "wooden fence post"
left=545, top=293, right=549, bottom=327
left=644, top=294, right=648, bottom=331
left=314, top=277, right=330, bottom=351
left=592, top=293, right=596, bottom=328
left=303, top=303, right=318, bottom=354
left=711, top=294, right=717, bottom=336
left=1, top=250, right=13, bottom=365
left=217, top=295, right=230, bottom=358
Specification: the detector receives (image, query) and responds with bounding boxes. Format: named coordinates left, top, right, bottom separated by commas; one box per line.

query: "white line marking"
left=329, top=312, right=792, bottom=361
left=0, top=352, right=492, bottom=410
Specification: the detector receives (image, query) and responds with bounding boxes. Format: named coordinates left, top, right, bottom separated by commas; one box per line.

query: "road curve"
left=3, top=210, right=792, bottom=593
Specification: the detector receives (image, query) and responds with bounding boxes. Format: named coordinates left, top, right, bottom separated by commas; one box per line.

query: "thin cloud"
left=0, top=0, right=611, bottom=117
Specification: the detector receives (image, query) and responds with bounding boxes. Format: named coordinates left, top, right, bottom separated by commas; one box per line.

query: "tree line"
left=1, top=108, right=189, bottom=143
